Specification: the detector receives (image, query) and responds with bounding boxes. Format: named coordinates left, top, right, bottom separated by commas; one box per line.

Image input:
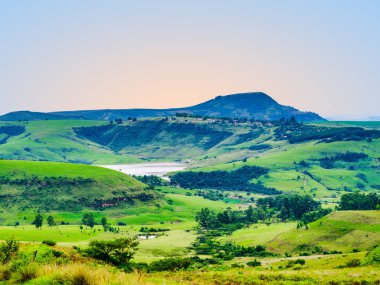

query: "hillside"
left=266, top=211, right=380, bottom=254
left=0, top=120, right=139, bottom=164
left=0, top=118, right=379, bottom=199
left=0, top=92, right=325, bottom=122
left=0, top=160, right=156, bottom=213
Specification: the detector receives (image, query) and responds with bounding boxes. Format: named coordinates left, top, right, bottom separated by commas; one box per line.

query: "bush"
left=286, top=259, right=305, bottom=268
left=149, top=257, right=193, bottom=272
left=0, top=238, right=19, bottom=264
left=363, top=246, right=380, bottom=265
left=247, top=259, right=261, bottom=267
left=345, top=259, right=361, bottom=268
left=42, top=240, right=56, bottom=246
left=12, top=264, right=38, bottom=283
left=83, top=237, right=139, bottom=266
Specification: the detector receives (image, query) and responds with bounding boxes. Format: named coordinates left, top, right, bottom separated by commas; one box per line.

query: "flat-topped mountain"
left=0, top=92, right=324, bottom=122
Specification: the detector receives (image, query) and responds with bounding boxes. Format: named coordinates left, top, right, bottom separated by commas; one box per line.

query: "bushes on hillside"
left=256, top=194, right=320, bottom=220
left=339, top=192, right=380, bottom=210
left=319, top=151, right=368, bottom=169
left=171, top=166, right=281, bottom=195
left=363, top=246, right=380, bottom=265
left=274, top=123, right=380, bottom=144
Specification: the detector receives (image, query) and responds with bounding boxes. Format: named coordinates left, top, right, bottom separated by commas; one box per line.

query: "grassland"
left=0, top=245, right=379, bottom=284
left=267, top=210, right=380, bottom=254
left=1, top=118, right=380, bottom=200
left=218, top=222, right=297, bottom=246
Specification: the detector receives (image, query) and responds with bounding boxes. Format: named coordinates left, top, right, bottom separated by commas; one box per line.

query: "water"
left=99, top=162, right=186, bottom=180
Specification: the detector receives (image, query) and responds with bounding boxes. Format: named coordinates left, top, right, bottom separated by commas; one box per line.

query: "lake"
left=99, top=162, right=186, bottom=180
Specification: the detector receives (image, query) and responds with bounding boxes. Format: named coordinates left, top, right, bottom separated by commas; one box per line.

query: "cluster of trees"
left=132, top=175, right=168, bottom=188
left=109, top=117, right=138, bottom=125
left=248, top=144, right=272, bottom=151
left=31, top=213, right=56, bottom=229
left=339, top=192, right=380, bottom=210
left=0, top=175, right=94, bottom=187
left=319, top=151, right=368, bottom=169
left=171, top=166, right=281, bottom=195
left=195, top=194, right=325, bottom=233
left=193, top=236, right=273, bottom=260
left=256, top=195, right=321, bottom=220
left=195, top=190, right=226, bottom=201
left=274, top=123, right=380, bottom=144
left=139, top=227, right=170, bottom=233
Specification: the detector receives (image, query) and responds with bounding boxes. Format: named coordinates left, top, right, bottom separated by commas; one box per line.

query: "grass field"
left=218, top=222, right=297, bottom=246
left=1, top=250, right=378, bottom=284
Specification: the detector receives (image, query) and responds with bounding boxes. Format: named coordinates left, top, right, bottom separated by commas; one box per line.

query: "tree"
left=195, top=208, right=217, bottom=230
left=47, top=215, right=55, bottom=227
left=101, top=217, right=108, bottom=232
left=84, top=237, right=139, bottom=266
left=32, top=213, right=43, bottom=229
left=82, top=213, right=95, bottom=228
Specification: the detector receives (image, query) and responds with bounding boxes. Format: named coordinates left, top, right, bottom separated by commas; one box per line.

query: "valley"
left=0, top=101, right=379, bottom=284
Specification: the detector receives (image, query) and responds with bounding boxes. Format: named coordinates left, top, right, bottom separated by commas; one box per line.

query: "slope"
left=0, top=120, right=139, bottom=164
left=266, top=210, right=380, bottom=254
left=0, top=160, right=156, bottom=213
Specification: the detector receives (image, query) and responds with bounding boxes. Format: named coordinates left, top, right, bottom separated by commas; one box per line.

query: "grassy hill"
left=0, top=160, right=157, bottom=216
left=0, top=120, right=139, bottom=164
left=266, top=210, right=380, bottom=254
left=0, top=118, right=379, bottom=199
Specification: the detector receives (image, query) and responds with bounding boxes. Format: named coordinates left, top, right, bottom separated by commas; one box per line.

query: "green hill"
left=0, top=160, right=156, bottom=214
left=0, top=118, right=379, bottom=199
left=266, top=210, right=380, bottom=254
left=0, top=120, right=139, bottom=164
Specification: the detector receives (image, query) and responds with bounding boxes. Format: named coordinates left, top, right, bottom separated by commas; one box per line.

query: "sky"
left=1, top=0, right=379, bottom=119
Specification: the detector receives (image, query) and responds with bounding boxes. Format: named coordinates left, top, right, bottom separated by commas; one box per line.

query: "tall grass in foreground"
left=1, top=262, right=380, bottom=285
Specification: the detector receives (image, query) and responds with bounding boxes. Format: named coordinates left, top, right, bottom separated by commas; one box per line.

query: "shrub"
left=12, top=264, right=38, bottom=283
left=363, top=246, right=380, bottom=265
left=42, top=240, right=57, bottom=246
left=345, top=259, right=361, bottom=268
left=247, top=259, right=261, bottom=267
left=0, top=238, right=20, bottom=264
left=294, top=259, right=306, bottom=265
left=149, top=257, right=193, bottom=272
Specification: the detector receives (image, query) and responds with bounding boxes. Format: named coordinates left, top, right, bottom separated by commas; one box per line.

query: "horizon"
left=1, top=1, right=380, bottom=119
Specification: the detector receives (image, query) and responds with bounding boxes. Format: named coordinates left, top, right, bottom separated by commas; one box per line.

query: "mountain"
left=0, top=111, right=82, bottom=121
left=0, top=92, right=325, bottom=122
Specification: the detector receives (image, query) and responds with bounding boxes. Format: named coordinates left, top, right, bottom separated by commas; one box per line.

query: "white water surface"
left=99, top=162, right=186, bottom=180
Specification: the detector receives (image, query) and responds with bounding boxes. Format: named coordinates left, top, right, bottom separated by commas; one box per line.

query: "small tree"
left=101, top=217, right=108, bottom=232
left=82, top=213, right=95, bottom=228
left=195, top=208, right=217, bottom=230
left=32, top=213, right=43, bottom=229
left=47, top=215, right=55, bottom=227
left=84, top=237, right=139, bottom=266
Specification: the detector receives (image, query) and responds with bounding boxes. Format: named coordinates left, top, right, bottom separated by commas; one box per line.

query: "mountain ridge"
left=0, top=92, right=325, bottom=122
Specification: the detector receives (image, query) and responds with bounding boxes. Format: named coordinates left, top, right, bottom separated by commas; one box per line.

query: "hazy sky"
left=1, top=0, right=379, bottom=118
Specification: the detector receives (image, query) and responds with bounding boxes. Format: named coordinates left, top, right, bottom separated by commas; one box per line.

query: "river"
left=99, top=162, right=186, bottom=180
